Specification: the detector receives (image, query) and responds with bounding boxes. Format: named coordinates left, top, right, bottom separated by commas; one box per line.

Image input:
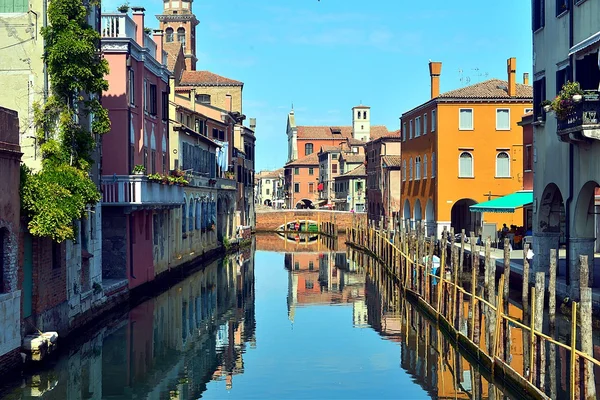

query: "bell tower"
left=157, top=0, right=199, bottom=70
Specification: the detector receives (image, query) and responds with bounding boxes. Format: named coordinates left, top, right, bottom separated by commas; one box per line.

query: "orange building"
left=400, top=58, right=533, bottom=238
left=284, top=152, right=319, bottom=208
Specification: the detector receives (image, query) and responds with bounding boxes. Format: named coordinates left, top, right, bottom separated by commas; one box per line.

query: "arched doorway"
left=450, top=199, right=480, bottom=235
left=403, top=199, right=411, bottom=231
left=296, top=199, right=314, bottom=209
left=414, top=199, right=423, bottom=231
left=573, top=181, right=599, bottom=287
left=425, top=199, right=435, bottom=237
left=264, top=199, right=272, bottom=207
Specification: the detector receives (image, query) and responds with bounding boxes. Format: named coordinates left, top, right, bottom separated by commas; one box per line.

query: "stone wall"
left=0, top=292, right=21, bottom=357
left=255, top=210, right=366, bottom=232
left=102, top=208, right=127, bottom=280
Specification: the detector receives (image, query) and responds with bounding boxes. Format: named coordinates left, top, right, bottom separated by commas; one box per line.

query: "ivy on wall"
left=20, top=0, right=110, bottom=242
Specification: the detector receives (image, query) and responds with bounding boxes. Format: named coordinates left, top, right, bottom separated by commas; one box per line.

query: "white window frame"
left=458, top=151, right=474, bottom=178
left=423, top=113, right=427, bottom=135
left=402, top=160, right=407, bottom=181
left=431, top=109, right=436, bottom=132
left=409, top=120, right=413, bottom=139
left=496, top=108, right=511, bottom=131
left=423, top=154, right=428, bottom=179
left=524, top=107, right=533, bottom=114
left=495, top=151, right=511, bottom=178
left=431, top=152, right=436, bottom=177
left=415, top=117, right=421, bottom=138
left=402, top=122, right=407, bottom=141
left=409, top=158, right=413, bottom=181
left=459, top=108, right=473, bottom=131
left=415, top=156, right=421, bottom=179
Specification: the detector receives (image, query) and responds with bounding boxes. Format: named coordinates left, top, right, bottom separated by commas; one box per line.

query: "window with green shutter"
left=0, top=0, right=28, bottom=12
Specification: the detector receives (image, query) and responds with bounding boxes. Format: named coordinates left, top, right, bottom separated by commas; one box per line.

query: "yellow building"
left=401, top=58, right=533, bottom=238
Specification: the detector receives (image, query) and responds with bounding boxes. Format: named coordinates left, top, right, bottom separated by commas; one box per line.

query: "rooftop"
left=439, top=79, right=532, bottom=100
left=297, top=125, right=391, bottom=140
left=163, top=42, right=183, bottom=72
left=285, top=152, right=319, bottom=167
left=381, top=155, right=402, bottom=168
left=180, top=71, right=243, bottom=87
left=337, top=164, right=366, bottom=178
left=340, top=153, right=365, bottom=164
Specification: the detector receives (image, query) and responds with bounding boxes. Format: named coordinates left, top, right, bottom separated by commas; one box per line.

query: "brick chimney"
left=131, top=7, right=145, bottom=48
left=507, top=57, right=517, bottom=96
left=429, top=61, right=442, bottom=99
left=153, top=30, right=164, bottom=64
left=225, top=93, right=232, bottom=112
left=523, top=72, right=530, bottom=85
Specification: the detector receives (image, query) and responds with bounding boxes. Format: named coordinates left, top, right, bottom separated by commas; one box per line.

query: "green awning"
left=469, top=191, right=533, bottom=213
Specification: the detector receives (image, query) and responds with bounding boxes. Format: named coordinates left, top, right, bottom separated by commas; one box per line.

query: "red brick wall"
left=255, top=210, right=366, bottom=232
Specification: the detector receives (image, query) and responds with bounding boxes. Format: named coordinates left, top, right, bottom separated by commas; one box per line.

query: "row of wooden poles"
left=348, top=222, right=598, bottom=400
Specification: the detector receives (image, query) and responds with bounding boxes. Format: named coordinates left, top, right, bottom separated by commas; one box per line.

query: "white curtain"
left=459, top=152, right=473, bottom=177
left=496, top=152, right=510, bottom=177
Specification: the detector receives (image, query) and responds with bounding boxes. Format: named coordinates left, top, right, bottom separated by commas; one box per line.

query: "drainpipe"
left=565, top=4, right=574, bottom=285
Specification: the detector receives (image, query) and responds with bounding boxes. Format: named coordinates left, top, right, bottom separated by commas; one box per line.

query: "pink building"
left=101, top=7, right=183, bottom=289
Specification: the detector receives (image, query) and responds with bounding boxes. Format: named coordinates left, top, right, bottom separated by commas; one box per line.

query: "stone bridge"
left=255, top=210, right=366, bottom=233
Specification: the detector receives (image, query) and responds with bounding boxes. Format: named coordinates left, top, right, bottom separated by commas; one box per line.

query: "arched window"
left=496, top=151, right=510, bottom=177
left=182, top=199, right=187, bottom=234
left=415, top=156, right=421, bottom=179
left=195, top=200, right=200, bottom=230
left=177, top=27, right=186, bottom=49
left=165, top=27, right=174, bottom=42
left=188, top=198, right=194, bottom=232
left=431, top=152, right=436, bottom=178
left=357, top=111, right=362, bottom=119
left=409, top=158, right=413, bottom=181
left=459, top=152, right=473, bottom=178
left=364, top=110, right=368, bottom=119
left=305, top=143, right=313, bottom=155
left=402, top=160, right=407, bottom=181
left=423, top=154, right=428, bottom=179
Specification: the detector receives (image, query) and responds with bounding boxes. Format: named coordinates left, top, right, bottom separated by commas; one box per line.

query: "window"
left=533, top=76, right=546, bottom=120
left=496, top=109, right=510, bottom=130
left=431, top=109, right=436, bottom=132
left=402, top=160, right=407, bottom=181
left=496, top=151, right=510, bottom=177
left=459, top=152, right=473, bottom=178
left=357, top=111, right=362, bottom=119
left=533, top=0, right=545, bottom=31
left=364, top=111, right=367, bottom=119
left=423, top=154, right=428, bottom=178
left=409, top=120, right=413, bottom=139
left=556, top=67, right=569, bottom=95
left=308, top=183, right=314, bottom=193
left=423, top=113, right=427, bottom=135
left=309, top=261, right=314, bottom=270
left=294, top=261, right=299, bottom=270
left=525, top=145, right=533, bottom=171
left=409, top=158, right=413, bottom=180
left=402, top=122, right=407, bottom=141
left=415, top=156, right=421, bottom=179
left=266, top=188, right=270, bottom=195
left=525, top=108, right=533, bottom=114
left=150, top=84, right=157, bottom=116
left=459, top=109, right=473, bottom=130
left=197, top=94, right=211, bottom=104
left=294, top=183, right=300, bottom=193
left=177, top=27, right=186, bottom=49
left=415, top=117, right=421, bottom=138
left=212, top=128, right=218, bottom=138
left=151, top=150, right=156, bottom=173
left=332, top=163, right=338, bottom=174
left=0, top=0, right=28, bottom=12
left=432, top=152, right=436, bottom=178
left=294, top=167, right=299, bottom=175
left=129, top=69, right=135, bottom=105
left=218, top=130, right=224, bottom=141
left=555, top=0, right=568, bottom=16
left=165, top=27, right=174, bottom=42
left=162, top=92, right=168, bottom=121
left=309, top=167, right=314, bottom=175
left=305, top=143, right=314, bottom=155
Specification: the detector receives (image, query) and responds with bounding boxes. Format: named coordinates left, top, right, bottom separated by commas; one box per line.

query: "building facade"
left=366, top=134, right=401, bottom=227
left=400, top=59, right=532, bottom=238
left=334, top=165, right=367, bottom=212
left=531, top=0, right=600, bottom=295
left=284, top=153, right=319, bottom=209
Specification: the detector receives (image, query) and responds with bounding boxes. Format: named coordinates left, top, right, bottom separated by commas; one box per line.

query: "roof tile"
left=381, top=155, right=402, bottom=168
left=285, top=152, right=319, bottom=166
left=180, top=71, right=243, bottom=87
left=297, top=125, right=391, bottom=140
left=439, top=79, right=532, bottom=99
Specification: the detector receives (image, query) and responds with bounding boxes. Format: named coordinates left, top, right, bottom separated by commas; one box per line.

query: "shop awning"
left=469, top=191, right=533, bottom=213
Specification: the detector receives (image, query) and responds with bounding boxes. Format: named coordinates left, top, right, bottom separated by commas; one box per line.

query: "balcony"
left=101, top=14, right=157, bottom=60
left=556, top=92, right=600, bottom=142
left=101, top=175, right=184, bottom=207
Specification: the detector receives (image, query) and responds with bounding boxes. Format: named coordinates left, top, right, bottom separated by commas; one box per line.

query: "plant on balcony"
left=147, top=173, right=163, bottom=183
left=21, top=0, right=110, bottom=242
left=540, top=100, right=552, bottom=113
left=132, top=164, right=146, bottom=174
left=117, top=3, right=129, bottom=12
left=144, top=27, right=152, bottom=35
left=171, top=169, right=185, bottom=177
left=552, top=81, right=584, bottom=120
left=224, top=171, right=235, bottom=179
left=175, top=176, right=189, bottom=186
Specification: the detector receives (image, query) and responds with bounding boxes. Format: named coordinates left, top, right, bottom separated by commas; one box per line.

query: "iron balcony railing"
left=557, top=91, right=600, bottom=138
left=101, top=175, right=184, bottom=206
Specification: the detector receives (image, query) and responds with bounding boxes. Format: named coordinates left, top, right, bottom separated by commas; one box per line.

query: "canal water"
left=0, top=234, right=561, bottom=399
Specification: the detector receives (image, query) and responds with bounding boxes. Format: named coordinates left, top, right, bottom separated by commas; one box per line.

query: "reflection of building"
left=400, top=59, right=532, bottom=238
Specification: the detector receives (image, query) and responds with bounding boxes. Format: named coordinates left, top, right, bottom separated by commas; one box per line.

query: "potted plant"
left=552, top=81, right=584, bottom=120
left=117, top=3, right=129, bottom=12
left=132, top=164, right=146, bottom=175
left=171, top=169, right=185, bottom=177
left=541, top=100, right=552, bottom=113
left=144, top=27, right=152, bottom=35
left=167, top=176, right=177, bottom=185
left=224, top=171, right=235, bottom=179
left=147, top=173, right=163, bottom=183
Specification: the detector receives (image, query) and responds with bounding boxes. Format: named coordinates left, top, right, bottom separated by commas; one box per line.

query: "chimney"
left=225, top=93, right=232, bottom=112
left=523, top=72, right=530, bottom=85
left=249, top=118, right=256, bottom=130
left=131, top=7, right=145, bottom=47
left=507, top=57, right=517, bottom=97
left=428, top=61, right=442, bottom=99
left=152, top=30, right=164, bottom=64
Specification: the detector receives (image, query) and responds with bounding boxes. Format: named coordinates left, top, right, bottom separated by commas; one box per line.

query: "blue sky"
left=103, top=0, right=533, bottom=172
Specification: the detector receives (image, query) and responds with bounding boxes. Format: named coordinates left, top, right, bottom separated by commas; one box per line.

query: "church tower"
left=352, top=105, right=371, bottom=142
left=157, top=0, right=199, bottom=70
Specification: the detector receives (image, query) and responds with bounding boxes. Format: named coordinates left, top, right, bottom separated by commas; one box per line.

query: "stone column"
left=533, top=232, right=560, bottom=277
left=568, top=237, right=595, bottom=300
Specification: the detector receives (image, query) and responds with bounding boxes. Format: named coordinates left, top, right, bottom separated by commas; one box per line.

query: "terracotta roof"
left=180, top=71, right=243, bottom=87
left=381, top=155, right=402, bottom=168
left=340, top=153, right=365, bottom=164
left=163, top=42, right=183, bottom=71
left=347, top=137, right=367, bottom=146
left=285, top=152, right=319, bottom=167
left=439, top=79, right=532, bottom=99
left=338, top=164, right=366, bottom=178
left=353, top=105, right=370, bottom=109
left=297, top=125, right=390, bottom=140
left=319, top=145, right=342, bottom=153
left=260, top=168, right=284, bottom=179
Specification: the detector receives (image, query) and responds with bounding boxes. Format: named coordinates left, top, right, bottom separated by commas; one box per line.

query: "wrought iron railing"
left=556, top=91, right=600, bottom=133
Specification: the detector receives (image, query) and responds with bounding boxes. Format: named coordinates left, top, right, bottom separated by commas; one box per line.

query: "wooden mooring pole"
left=534, top=272, right=546, bottom=389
